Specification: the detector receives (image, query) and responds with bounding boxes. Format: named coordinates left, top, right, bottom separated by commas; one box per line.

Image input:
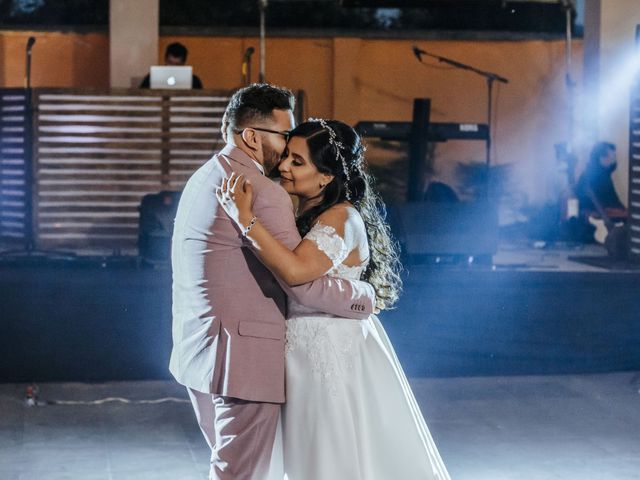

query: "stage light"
left=597, top=48, right=640, bottom=115
left=574, top=39, right=640, bottom=151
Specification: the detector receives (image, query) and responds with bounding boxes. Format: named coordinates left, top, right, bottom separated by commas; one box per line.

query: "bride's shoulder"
left=314, top=203, right=365, bottom=238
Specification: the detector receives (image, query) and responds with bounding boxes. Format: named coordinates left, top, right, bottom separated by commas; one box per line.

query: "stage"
left=1, top=240, right=639, bottom=382
left=1, top=372, right=638, bottom=479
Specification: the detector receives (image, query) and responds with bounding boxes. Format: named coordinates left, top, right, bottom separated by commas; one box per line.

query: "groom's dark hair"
left=223, top=83, right=295, bottom=133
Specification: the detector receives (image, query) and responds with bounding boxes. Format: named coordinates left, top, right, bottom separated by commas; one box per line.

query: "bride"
left=217, top=118, right=450, bottom=480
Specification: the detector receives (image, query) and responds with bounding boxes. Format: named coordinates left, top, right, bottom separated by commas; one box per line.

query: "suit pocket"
left=238, top=321, right=284, bottom=340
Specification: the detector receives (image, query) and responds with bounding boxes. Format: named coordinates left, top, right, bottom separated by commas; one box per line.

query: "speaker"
left=138, top=191, right=182, bottom=265
left=387, top=201, right=499, bottom=262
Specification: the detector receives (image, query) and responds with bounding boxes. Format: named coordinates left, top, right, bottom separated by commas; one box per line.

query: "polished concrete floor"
left=1, top=372, right=638, bottom=480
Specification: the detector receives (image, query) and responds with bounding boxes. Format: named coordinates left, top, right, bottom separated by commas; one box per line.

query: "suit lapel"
left=219, top=144, right=262, bottom=174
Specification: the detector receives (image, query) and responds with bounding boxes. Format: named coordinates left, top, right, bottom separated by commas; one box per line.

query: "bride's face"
left=278, top=136, right=334, bottom=200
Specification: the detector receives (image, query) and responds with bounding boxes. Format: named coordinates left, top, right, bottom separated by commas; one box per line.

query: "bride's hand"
left=216, top=172, right=254, bottom=228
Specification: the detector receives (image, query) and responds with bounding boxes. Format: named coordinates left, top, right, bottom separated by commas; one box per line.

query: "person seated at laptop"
left=576, top=141, right=627, bottom=222
left=140, top=42, right=203, bottom=89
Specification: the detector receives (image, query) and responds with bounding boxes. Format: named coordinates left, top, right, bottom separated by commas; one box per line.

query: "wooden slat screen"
left=0, top=89, right=29, bottom=243
left=629, top=86, right=640, bottom=262
left=33, top=89, right=230, bottom=250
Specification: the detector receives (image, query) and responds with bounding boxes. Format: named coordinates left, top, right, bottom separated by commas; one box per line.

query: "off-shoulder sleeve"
left=304, top=222, right=350, bottom=269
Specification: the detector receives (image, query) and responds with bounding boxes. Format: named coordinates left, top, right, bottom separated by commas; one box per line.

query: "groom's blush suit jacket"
left=170, top=145, right=375, bottom=403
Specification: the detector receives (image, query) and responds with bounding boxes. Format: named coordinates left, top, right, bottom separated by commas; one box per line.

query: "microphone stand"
left=26, top=39, right=34, bottom=89
left=414, top=49, right=508, bottom=201
left=1, top=37, right=75, bottom=262
left=24, top=37, right=36, bottom=251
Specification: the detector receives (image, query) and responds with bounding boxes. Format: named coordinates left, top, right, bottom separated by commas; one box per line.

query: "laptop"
left=149, top=66, right=193, bottom=89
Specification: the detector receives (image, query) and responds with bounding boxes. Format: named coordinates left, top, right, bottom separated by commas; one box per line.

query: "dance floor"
left=1, top=372, right=638, bottom=480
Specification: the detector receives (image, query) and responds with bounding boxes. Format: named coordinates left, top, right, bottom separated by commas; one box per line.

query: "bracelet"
left=242, top=216, right=258, bottom=237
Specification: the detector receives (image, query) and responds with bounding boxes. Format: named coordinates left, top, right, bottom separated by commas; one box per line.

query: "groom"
left=170, top=83, right=376, bottom=479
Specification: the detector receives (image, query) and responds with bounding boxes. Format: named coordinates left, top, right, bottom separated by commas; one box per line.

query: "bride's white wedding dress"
left=281, top=221, right=451, bottom=480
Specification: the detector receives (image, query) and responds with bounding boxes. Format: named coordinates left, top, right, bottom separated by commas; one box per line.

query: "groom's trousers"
left=188, top=388, right=282, bottom=480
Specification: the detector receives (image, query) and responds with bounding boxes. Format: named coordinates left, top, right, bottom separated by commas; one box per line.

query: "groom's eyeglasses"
left=234, top=127, right=291, bottom=141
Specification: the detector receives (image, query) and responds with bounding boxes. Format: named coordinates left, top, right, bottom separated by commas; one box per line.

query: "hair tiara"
left=308, top=118, right=352, bottom=200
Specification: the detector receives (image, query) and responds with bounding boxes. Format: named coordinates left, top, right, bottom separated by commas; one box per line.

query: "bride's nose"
left=279, top=157, right=291, bottom=174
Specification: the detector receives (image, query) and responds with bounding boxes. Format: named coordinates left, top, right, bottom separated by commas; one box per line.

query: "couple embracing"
left=170, top=83, right=450, bottom=480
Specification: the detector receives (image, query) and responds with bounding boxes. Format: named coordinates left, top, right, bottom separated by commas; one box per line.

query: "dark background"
left=0, top=0, right=572, bottom=33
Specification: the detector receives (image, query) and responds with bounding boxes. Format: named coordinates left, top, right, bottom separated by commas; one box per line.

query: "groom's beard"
left=268, top=167, right=281, bottom=179
left=262, top=143, right=282, bottom=176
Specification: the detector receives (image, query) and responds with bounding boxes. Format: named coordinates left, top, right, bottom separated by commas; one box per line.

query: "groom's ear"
left=240, top=128, right=260, bottom=152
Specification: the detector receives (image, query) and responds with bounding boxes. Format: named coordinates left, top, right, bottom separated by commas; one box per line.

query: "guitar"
left=585, top=187, right=628, bottom=260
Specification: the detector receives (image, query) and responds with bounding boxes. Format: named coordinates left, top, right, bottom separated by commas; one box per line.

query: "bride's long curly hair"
left=290, top=119, right=402, bottom=310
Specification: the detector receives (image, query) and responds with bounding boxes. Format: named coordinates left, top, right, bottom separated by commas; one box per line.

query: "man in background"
left=576, top=141, right=627, bottom=221
left=140, top=42, right=203, bottom=89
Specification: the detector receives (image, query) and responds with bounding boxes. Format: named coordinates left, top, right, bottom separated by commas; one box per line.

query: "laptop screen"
left=149, top=66, right=193, bottom=89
